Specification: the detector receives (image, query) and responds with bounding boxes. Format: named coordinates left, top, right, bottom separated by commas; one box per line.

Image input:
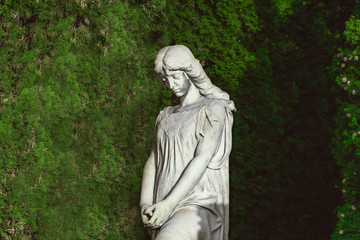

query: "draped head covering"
left=154, top=45, right=235, bottom=111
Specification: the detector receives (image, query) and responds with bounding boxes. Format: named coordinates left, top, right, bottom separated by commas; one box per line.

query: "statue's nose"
left=168, top=78, right=176, bottom=89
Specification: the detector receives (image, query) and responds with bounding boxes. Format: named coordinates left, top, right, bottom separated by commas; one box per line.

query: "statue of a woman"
left=140, top=45, right=234, bottom=240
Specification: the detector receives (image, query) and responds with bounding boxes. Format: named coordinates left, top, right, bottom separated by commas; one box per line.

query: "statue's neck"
left=179, top=82, right=203, bottom=106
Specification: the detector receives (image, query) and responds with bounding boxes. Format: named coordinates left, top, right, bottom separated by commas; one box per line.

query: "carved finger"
left=144, top=206, right=154, bottom=217
left=151, top=223, right=160, bottom=229
left=148, top=215, right=157, bottom=226
left=153, top=216, right=165, bottom=228
left=143, top=212, right=151, bottom=221
left=142, top=214, right=150, bottom=225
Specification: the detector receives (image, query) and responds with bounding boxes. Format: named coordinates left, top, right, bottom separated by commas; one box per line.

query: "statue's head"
left=155, top=45, right=213, bottom=91
left=154, top=45, right=235, bottom=110
left=154, top=46, right=192, bottom=98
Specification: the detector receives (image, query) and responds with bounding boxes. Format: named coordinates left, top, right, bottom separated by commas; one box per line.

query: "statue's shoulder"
left=158, top=105, right=176, bottom=115
left=155, top=105, right=176, bottom=126
left=198, top=98, right=230, bottom=125
left=202, top=98, right=230, bottom=113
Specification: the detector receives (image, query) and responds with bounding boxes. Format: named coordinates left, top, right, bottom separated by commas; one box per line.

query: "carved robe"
left=152, top=97, right=233, bottom=240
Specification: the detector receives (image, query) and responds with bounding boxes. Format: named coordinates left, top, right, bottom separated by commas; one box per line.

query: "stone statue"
left=140, top=45, right=235, bottom=240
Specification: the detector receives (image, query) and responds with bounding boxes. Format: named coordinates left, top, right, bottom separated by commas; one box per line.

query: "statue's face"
left=160, top=68, right=191, bottom=98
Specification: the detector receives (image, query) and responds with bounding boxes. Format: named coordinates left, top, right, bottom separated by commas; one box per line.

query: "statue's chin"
left=173, top=91, right=184, bottom=97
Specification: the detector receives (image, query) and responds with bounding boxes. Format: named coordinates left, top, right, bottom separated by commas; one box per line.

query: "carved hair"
left=154, top=45, right=235, bottom=110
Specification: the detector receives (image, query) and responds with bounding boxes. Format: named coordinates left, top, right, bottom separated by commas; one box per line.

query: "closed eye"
left=172, top=73, right=181, bottom=80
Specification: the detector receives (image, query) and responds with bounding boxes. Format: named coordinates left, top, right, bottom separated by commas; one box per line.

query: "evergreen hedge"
left=0, top=1, right=165, bottom=239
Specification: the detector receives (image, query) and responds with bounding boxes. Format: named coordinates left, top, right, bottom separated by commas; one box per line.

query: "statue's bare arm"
left=140, top=150, right=156, bottom=225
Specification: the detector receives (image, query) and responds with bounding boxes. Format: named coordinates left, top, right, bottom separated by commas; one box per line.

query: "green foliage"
left=332, top=17, right=360, bottom=239
left=0, top=0, right=163, bottom=239
left=344, top=16, right=360, bottom=45
left=272, top=0, right=295, bottom=17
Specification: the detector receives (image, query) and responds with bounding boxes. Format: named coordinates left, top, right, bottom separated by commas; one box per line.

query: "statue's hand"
left=140, top=204, right=152, bottom=226
left=144, top=200, right=176, bottom=229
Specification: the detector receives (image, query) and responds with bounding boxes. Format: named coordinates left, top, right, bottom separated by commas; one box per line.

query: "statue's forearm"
left=164, top=124, right=221, bottom=209
left=164, top=152, right=212, bottom=208
left=140, top=152, right=155, bottom=208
